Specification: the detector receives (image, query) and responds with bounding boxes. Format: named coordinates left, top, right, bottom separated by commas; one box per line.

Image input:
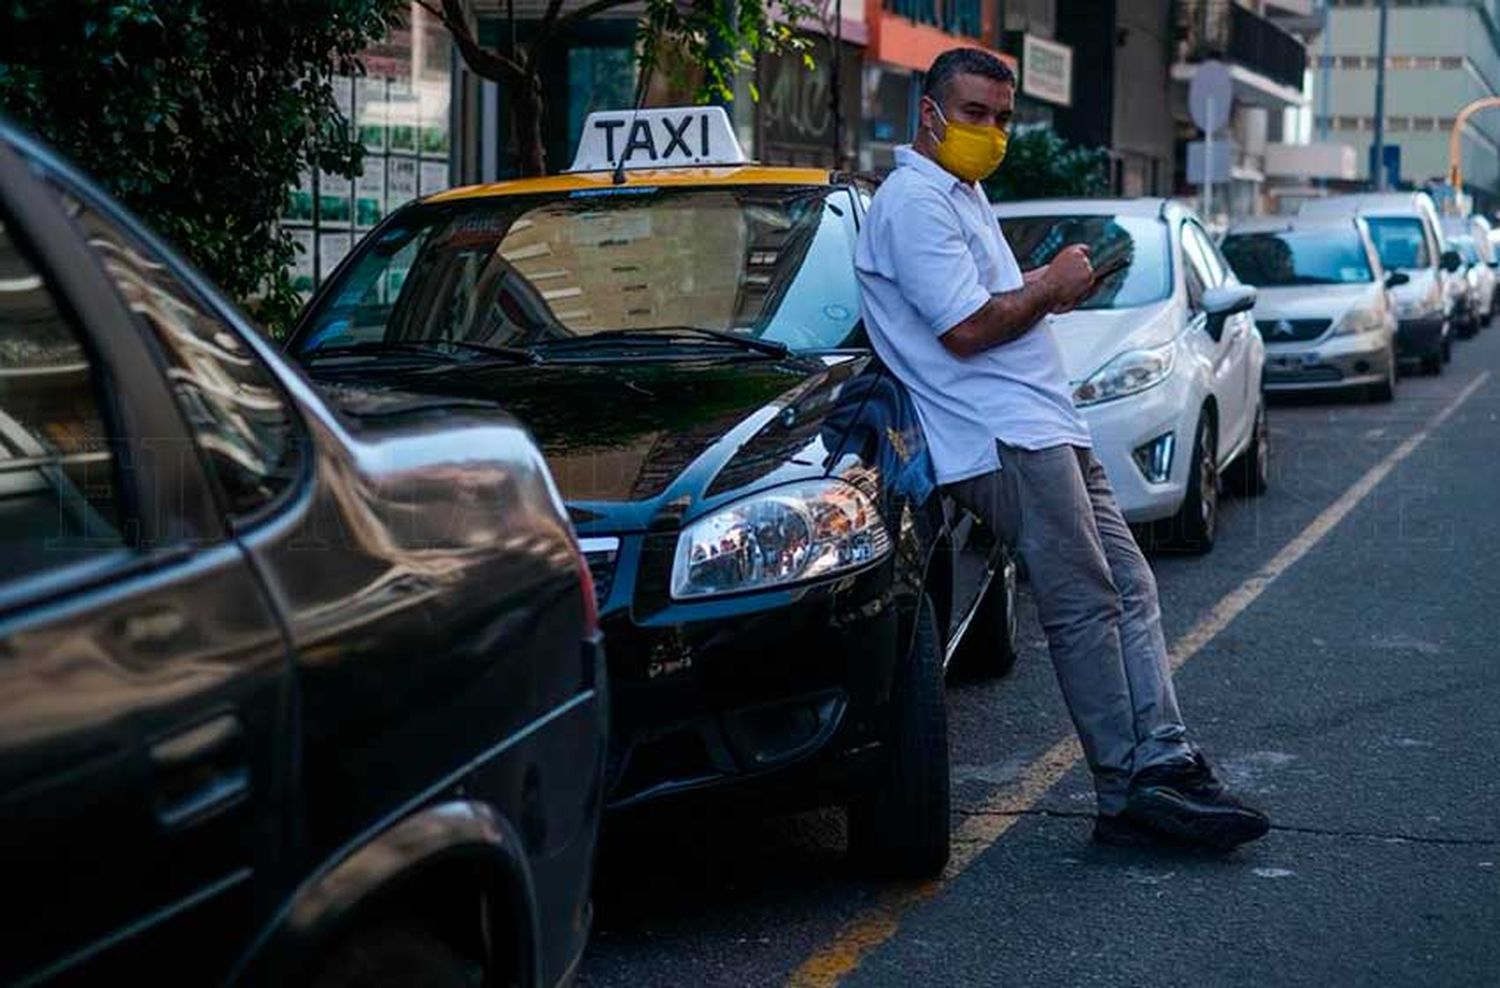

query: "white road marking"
left=786, top=371, right=1492, bottom=988
left=1252, top=868, right=1296, bottom=879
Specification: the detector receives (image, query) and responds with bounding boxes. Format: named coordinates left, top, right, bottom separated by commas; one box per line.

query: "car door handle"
left=150, top=713, right=249, bottom=831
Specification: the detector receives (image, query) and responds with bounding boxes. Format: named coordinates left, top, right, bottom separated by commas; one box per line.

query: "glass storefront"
left=284, top=3, right=454, bottom=299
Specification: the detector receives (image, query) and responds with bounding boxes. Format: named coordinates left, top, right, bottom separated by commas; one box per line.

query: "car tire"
left=1443, top=331, right=1454, bottom=362
left=1152, top=411, right=1217, bottom=554
left=1367, top=349, right=1397, bottom=402
left=848, top=593, right=950, bottom=880
left=1421, top=349, right=1443, bottom=375
left=1225, top=398, right=1269, bottom=497
left=949, top=550, right=1020, bottom=680
left=310, top=923, right=478, bottom=988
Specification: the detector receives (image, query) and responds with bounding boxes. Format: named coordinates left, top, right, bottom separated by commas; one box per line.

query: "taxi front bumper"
left=1396, top=315, right=1445, bottom=359
left=588, top=541, right=901, bottom=812
left=1262, top=331, right=1392, bottom=392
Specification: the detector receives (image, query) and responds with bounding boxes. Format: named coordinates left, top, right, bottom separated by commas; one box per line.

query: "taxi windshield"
left=294, top=185, right=863, bottom=356
left=1220, top=229, right=1374, bottom=287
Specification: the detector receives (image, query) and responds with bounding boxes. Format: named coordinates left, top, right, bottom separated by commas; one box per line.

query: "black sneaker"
left=1124, top=752, right=1270, bottom=850
left=1092, top=812, right=1170, bottom=848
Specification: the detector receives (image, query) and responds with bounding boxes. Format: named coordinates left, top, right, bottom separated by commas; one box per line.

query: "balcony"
left=1175, top=1, right=1308, bottom=94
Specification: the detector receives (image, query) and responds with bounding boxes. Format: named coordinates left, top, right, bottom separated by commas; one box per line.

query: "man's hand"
left=1042, top=245, right=1093, bottom=313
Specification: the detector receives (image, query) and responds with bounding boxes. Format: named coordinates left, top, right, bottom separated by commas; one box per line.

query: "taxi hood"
left=304, top=353, right=873, bottom=534
left=1250, top=283, right=1377, bottom=323
left=1045, top=300, right=1178, bottom=381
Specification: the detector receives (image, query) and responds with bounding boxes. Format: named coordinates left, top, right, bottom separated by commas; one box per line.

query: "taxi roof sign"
left=568, top=106, right=749, bottom=173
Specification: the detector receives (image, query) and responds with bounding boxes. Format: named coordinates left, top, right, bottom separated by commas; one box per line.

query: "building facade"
left=1314, top=0, right=1500, bottom=210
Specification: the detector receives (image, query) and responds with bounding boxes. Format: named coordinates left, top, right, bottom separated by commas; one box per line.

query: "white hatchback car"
left=993, top=199, right=1266, bottom=553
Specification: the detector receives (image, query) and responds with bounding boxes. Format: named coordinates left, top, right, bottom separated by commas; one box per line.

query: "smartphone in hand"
left=1090, top=253, right=1130, bottom=286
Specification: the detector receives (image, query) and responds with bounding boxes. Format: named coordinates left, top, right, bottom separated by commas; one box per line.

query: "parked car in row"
left=1443, top=219, right=1497, bottom=333
left=1300, top=192, right=1462, bottom=374
left=289, top=107, right=1021, bottom=880
left=993, top=198, right=1266, bottom=554
left=1, top=123, right=606, bottom=987
left=1220, top=215, right=1401, bottom=402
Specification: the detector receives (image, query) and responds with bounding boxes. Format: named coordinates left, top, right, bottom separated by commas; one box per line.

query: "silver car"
left=1221, top=215, right=1401, bottom=402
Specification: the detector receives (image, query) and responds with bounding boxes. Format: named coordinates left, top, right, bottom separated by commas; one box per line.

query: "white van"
left=1299, top=193, right=1462, bottom=375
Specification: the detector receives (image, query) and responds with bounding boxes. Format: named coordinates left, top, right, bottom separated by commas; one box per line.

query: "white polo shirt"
left=855, top=146, right=1090, bottom=486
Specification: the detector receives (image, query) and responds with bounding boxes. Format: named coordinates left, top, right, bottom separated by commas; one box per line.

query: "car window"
left=1000, top=214, right=1172, bottom=310
left=1221, top=229, right=1374, bottom=286
left=295, top=185, right=864, bottom=354
left=1182, top=223, right=1226, bottom=288
left=0, top=214, right=127, bottom=584
left=52, top=188, right=299, bottom=522
left=1180, top=225, right=1214, bottom=313
left=1365, top=217, right=1432, bottom=271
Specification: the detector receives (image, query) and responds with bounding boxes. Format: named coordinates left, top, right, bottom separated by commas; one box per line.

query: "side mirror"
left=1489, top=260, right=1499, bottom=270
left=1440, top=249, right=1463, bottom=273
left=1201, top=284, right=1256, bottom=342
left=1385, top=270, right=1411, bottom=289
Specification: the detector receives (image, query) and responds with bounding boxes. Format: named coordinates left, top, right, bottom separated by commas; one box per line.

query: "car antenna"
left=612, top=55, right=656, bottom=186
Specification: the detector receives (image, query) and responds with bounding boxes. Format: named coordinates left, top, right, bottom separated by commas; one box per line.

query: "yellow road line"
left=786, top=370, right=1492, bottom=988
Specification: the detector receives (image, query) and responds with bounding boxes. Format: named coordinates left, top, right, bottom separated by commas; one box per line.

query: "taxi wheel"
left=1154, top=411, right=1217, bottom=554
left=311, top=923, right=477, bottom=988
left=848, top=593, right=950, bottom=879
left=949, top=550, right=1019, bottom=680
left=1225, top=399, right=1269, bottom=497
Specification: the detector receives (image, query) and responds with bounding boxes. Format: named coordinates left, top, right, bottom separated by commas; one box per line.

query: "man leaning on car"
left=853, top=46, right=1271, bottom=849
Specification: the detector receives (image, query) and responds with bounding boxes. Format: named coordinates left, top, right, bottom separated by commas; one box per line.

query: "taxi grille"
left=1257, top=318, right=1333, bottom=343
left=581, top=538, right=619, bottom=610
left=1265, top=366, right=1343, bottom=384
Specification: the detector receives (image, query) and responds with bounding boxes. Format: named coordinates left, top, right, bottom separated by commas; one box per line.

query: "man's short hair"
left=923, top=48, right=1015, bottom=104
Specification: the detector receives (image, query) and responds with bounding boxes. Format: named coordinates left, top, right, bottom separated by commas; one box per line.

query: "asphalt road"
left=578, top=325, right=1500, bottom=988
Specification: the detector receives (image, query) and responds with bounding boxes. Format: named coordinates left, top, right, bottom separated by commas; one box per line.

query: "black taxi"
left=289, top=106, right=1018, bottom=877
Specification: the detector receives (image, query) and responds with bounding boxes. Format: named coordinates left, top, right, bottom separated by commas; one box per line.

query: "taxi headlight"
left=670, top=480, right=891, bottom=599
left=1330, top=308, right=1381, bottom=336
left=1072, top=341, right=1176, bottom=407
left=1396, top=295, right=1439, bottom=319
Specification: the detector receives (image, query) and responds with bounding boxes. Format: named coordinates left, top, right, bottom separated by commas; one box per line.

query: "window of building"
left=1387, top=117, right=1411, bottom=132
left=0, top=215, right=126, bottom=585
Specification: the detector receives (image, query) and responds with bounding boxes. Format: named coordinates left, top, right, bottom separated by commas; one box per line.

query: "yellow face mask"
left=927, top=102, right=1008, bottom=183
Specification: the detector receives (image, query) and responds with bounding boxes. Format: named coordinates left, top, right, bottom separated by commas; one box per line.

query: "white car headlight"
left=670, top=479, right=891, bottom=599
left=1072, top=340, right=1176, bottom=407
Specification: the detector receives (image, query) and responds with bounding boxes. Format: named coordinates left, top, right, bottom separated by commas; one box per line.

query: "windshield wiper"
left=532, top=326, right=790, bottom=358
left=302, top=340, right=540, bottom=365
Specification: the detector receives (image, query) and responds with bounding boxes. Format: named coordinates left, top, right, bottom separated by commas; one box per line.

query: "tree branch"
left=417, top=0, right=526, bottom=83
left=524, top=0, right=570, bottom=73
left=536, top=0, right=640, bottom=55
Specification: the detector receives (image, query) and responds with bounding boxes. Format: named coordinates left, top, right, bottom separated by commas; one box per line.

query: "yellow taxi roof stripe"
left=426, top=166, right=835, bottom=202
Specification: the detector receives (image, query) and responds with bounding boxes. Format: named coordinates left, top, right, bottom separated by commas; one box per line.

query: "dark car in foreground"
left=0, top=125, right=605, bottom=986
left=288, top=107, right=1019, bottom=879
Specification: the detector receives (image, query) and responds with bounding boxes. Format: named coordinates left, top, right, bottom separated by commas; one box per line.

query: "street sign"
left=1189, top=61, right=1233, bottom=134
left=1187, top=140, right=1234, bottom=184
left=1367, top=143, right=1401, bottom=187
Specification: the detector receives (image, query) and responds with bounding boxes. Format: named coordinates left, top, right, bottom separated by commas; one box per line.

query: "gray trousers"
left=947, top=443, right=1191, bottom=814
